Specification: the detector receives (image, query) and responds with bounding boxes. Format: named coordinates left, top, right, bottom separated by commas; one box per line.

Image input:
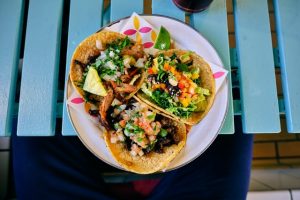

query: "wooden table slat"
left=192, top=0, right=234, bottom=134
left=17, top=0, right=64, bottom=136
left=0, top=0, right=24, bottom=136
left=233, top=0, right=280, bottom=133
left=273, top=0, right=300, bottom=133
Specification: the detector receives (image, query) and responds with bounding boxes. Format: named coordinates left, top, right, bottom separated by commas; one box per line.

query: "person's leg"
left=12, top=116, right=253, bottom=200
left=149, top=117, right=253, bottom=200
left=12, top=133, right=113, bottom=200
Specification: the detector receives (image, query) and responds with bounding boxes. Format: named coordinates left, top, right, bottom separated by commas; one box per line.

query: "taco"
left=103, top=97, right=186, bottom=174
left=137, top=49, right=215, bottom=125
left=70, top=31, right=146, bottom=121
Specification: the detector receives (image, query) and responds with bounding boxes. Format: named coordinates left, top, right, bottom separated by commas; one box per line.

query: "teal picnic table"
left=0, top=0, right=300, bottom=139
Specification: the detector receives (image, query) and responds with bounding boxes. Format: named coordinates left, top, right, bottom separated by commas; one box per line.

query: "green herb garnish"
left=176, top=63, right=189, bottom=72
left=159, top=128, right=168, bottom=137
left=157, top=70, right=167, bottom=81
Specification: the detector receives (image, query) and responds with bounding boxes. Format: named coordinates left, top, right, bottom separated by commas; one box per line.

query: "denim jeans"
left=12, top=117, right=253, bottom=200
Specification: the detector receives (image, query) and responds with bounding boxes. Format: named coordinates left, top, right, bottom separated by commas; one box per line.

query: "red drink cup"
left=173, top=0, right=213, bottom=13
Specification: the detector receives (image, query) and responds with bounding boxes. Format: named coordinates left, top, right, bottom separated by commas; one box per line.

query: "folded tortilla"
left=137, top=49, right=216, bottom=125
left=70, top=30, right=145, bottom=105
left=104, top=97, right=186, bottom=174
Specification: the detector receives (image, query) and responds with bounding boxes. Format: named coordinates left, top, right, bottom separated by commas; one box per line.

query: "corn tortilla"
left=137, top=49, right=216, bottom=125
left=70, top=31, right=145, bottom=103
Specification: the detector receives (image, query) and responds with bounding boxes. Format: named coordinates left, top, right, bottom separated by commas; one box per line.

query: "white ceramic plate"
left=67, top=15, right=229, bottom=172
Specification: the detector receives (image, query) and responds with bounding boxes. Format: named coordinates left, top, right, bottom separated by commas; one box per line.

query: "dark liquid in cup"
left=173, top=0, right=213, bottom=13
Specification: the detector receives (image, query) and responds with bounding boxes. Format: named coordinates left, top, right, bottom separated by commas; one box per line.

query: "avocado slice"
left=83, top=67, right=107, bottom=96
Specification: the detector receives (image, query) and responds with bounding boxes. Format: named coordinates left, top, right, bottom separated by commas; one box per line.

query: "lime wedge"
left=154, top=26, right=171, bottom=50
left=83, top=67, right=107, bottom=96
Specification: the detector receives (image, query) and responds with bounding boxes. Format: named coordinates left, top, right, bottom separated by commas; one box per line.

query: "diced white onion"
left=105, top=61, right=117, bottom=70
left=130, top=150, right=137, bottom=156
left=99, top=51, right=106, bottom=60
left=117, top=131, right=125, bottom=141
left=149, top=135, right=156, bottom=142
left=109, top=51, right=115, bottom=58
left=189, top=87, right=195, bottom=95
left=110, top=136, right=118, bottom=144
left=169, top=78, right=178, bottom=86
left=134, top=58, right=145, bottom=68
left=115, top=71, right=121, bottom=77
left=144, top=48, right=159, bottom=56
left=123, top=57, right=131, bottom=68
left=96, top=40, right=103, bottom=50
left=102, top=74, right=112, bottom=81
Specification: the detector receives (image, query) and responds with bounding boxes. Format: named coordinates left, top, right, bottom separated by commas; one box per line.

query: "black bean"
left=89, top=109, right=99, bottom=117
left=154, top=147, right=164, bottom=154
left=161, top=118, right=173, bottom=127
left=125, top=98, right=136, bottom=110
left=106, top=107, right=116, bottom=129
left=144, top=146, right=153, bottom=154
left=87, top=54, right=100, bottom=66
left=168, top=85, right=181, bottom=97
left=124, top=137, right=132, bottom=151
left=74, top=60, right=87, bottom=70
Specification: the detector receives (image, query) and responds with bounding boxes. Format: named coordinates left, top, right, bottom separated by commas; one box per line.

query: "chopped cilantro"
left=145, top=140, right=157, bottom=152
left=176, top=63, right=189, bottom=72
left=108, top=36, right=131, bottom=51
left=116, top=78, right=121, bottom=84
left=99, top=68, right=115, bottom=78
left=151, top=89, right=172, bottom=109
left=170, top=53, right=177, bottom=60
left=125, top=122, right=144, bottom=135
left=193, top=78, right=201, bottom=85
left=132, top=112, right=142, bottom=118
left=157, top=70, right=167, bottom=81
left=147, top=113, right=156, bottom=121
left=145, top=55, right=154, bottom=68
left=159, top=128, right=168, bottom=137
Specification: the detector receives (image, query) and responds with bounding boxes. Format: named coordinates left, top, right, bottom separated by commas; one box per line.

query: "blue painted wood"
left=62, top=0, right=103, bottom=136
left=0, top=0, right=24, bottom=136
left=273, top=0, right=300, bottom=133
left=17, top=0, right=63, bottom=136
left=192, top=0, right=234, bottom=134
left=233, top=0, right=280, bottom=133
left=110, top=0, right=143, bottom=22
left=152, top=0, right=185, bottom=21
